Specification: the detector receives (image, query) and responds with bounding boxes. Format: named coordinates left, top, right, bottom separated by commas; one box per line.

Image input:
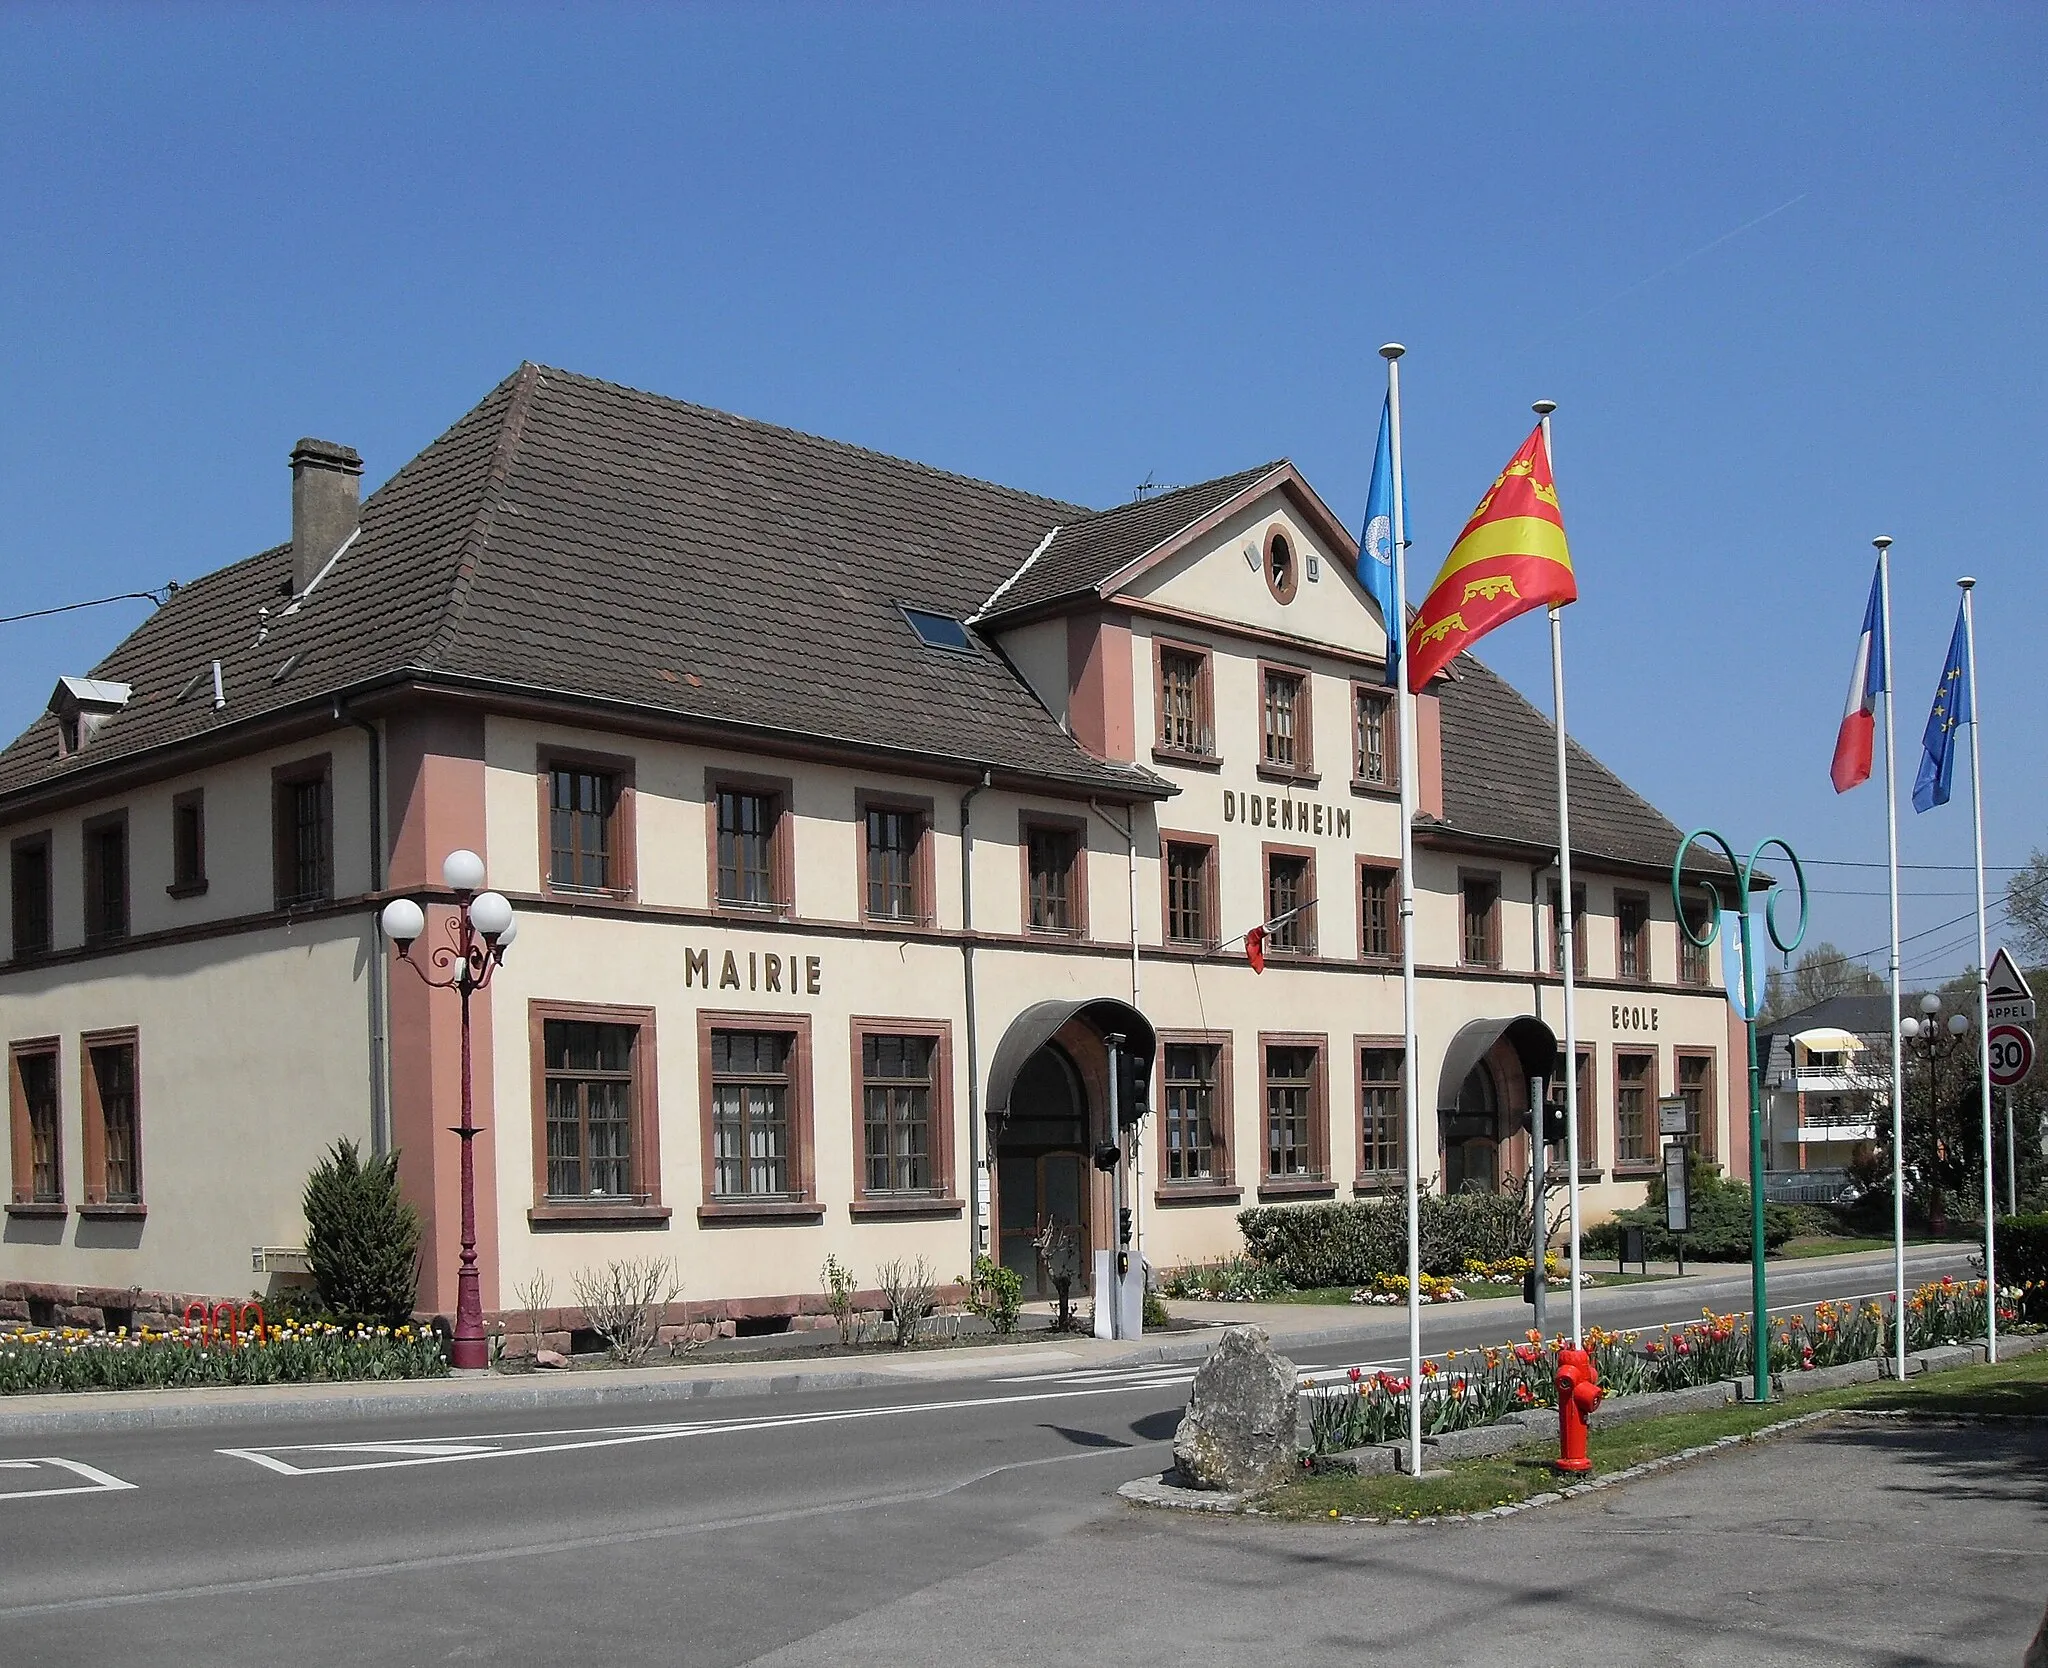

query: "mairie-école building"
left=0, top=365, right=1739, bottom=1330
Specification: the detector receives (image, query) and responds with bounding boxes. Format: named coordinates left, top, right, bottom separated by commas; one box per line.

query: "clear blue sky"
left=4, top=4, right=2042, bottom=983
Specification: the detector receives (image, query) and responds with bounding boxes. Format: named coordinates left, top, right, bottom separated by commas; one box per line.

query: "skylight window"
left=900, top=607, right=974, bottom=654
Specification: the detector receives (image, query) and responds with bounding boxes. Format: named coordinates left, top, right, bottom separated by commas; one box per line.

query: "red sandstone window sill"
left=1154, top=1183, right=1242, bottom=1207
left=77, top=1203, right=146, bottom=1219
left=696, top=1199, right=824, bottom=1226
left=5, top=1201, right=66, bottom=1219
left=527, top=1202, right=672, bottom=1230
left=848, top=1196, right=964, bottom=1220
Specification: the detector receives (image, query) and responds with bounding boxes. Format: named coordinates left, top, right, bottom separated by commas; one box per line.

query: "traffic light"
left=1116, top=1047, right=1151, bottom=1128
left=1093, top=1142, right=1121, bottom=1173
left=1523, top=1098, right=1571, bottom=1146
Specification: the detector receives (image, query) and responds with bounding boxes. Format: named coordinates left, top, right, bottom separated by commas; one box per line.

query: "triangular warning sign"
left=1987, top=946, right=2034, bottom=1003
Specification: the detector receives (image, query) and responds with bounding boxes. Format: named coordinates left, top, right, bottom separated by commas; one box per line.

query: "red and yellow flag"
left=1405, top=424, right=1575, bottom=691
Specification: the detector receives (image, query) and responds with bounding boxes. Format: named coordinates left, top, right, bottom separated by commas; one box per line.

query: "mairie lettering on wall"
left=682, top=946, right=824, bottom=997
left=1221, top=789, right=1353, bottom=841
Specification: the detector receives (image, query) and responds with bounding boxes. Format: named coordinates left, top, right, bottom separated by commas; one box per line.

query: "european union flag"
left=1912, top=600, right=1973, bottom=812
left=1358, top=394, right=1410, bottom=688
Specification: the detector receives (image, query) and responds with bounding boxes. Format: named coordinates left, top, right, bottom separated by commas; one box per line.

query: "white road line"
left=0, top=1458, right=136, bottom=1500
left=218, top=1378, right=1191, bottom=1478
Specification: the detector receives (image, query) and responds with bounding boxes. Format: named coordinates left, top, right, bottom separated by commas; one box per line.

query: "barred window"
left=1163, top=1043, right=1219, bottom=1182
left=864, top=807, right=924, bottom=923
left=1617, top=893, right=1649, bottom=981
left=12, top=1046, right=61, bottom=1203
left=88, top=1039, right=139, bottom=1205
left=84, top=816, right=130, bottom=942
left=1262, top=669, right=1306, bottom=771
left=543, top=1020, right=638, bottom=1199
left=1266, top=853, right=1313, bottom=954
left=1264, top=1044, right=1320, bottom=1179
left=1359, top=1046, right=1403, bottom=1176
left=1679, top=893, right=1712, bottom=985
left=1461, top=875, right=1499, bottom=967
left=1677, top=1052, right=1714, bottom=1158
left=1353, top=687, right=1393, bottom=787
left=1027, top=824, right=1081, bottom=934
left=1158, top=648, right=1212, bottom=756
left=716, top=789, right=781, bottom=909
left=862, top=1033, right=935, bottom=1193
left=710, top=1030, right=793, bottom=1197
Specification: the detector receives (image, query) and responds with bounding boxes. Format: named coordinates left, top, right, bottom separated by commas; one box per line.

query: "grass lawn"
left=1256, top=1341, right=2048, bottom=1522
left=1777, top=1235, right=1906, bottom=1258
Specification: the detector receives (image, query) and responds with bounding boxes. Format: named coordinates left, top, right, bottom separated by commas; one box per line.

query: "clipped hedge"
left=1238, top=1193, right=1528, bottom=1288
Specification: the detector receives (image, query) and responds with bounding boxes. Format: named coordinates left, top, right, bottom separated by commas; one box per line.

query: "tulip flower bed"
left=1302, top=1280, right=2036, bottom=1458
left=0, top=1318, right=449, bottom=1395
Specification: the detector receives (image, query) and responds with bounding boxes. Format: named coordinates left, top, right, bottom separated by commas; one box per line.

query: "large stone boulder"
left=1171, top=1325, right=1301, bottom=1492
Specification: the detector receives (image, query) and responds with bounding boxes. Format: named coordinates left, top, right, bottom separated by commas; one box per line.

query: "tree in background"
left=2006, top=852, right=2048, bottom=966
left=1763, top=940, right=1884, bottom=1021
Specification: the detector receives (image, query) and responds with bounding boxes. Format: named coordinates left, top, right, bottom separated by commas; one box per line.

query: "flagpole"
left=1381, top=342, right=1424, bottom=1478
left=1534, top=399, right=1583, bottom=1348
left=1876, top=537, right=1907, bottom=1382
left=1960, top=577, right=1997, bottom=1364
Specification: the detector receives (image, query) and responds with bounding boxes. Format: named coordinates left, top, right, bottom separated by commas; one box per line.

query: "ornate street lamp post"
left=1899, top=992, right=1971, bottom=1237
left=1673, top=829, right=1808, bottom=1405
left=379, top=849, right=517, bottom=1371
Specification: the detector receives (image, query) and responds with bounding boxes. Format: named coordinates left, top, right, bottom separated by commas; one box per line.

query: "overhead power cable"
left=0, top=584, right=178, bottom=626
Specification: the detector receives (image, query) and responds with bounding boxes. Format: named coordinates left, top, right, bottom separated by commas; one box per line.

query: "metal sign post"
left=1986, top=954, right=2036, bottom=1220
left=1662, top=1134, right=1692, bottom=1277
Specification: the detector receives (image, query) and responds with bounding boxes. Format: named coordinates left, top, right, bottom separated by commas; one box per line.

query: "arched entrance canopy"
left=985, top=998, right=1156, bottom=1126
left=1434, top=1015, right=1558, bottom=1113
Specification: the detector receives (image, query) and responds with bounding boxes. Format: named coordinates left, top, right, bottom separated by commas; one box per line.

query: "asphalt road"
left=0, top=1246, right=2002, bottom=1667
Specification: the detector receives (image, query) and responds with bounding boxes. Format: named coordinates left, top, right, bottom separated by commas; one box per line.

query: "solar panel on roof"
left=900, top=607, right=974, bottom=653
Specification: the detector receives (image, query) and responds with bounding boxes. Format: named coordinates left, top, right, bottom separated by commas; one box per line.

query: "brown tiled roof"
left=0, top=366, right=1165, bottom=806
left=1433, top=655, right=1693, bottom=875
left=976, top=462, right=1287, bottom=621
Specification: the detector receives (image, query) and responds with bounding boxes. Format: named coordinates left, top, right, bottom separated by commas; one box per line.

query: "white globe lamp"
left=442, top=849, right=487, bottom=894
left=469, top=890, right=514, bottom=941
left=380, top=897, right=426, bottom=946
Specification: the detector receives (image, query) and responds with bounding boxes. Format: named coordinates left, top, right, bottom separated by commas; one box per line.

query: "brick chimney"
left=290, top=437, right=363, bottom=594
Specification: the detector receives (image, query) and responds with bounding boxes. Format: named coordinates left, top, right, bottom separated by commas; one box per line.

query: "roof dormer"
left=48, top=675, right=132, bottom=759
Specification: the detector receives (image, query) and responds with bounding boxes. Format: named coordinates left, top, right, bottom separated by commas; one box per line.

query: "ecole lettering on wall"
left=1221, top=790, right=1353, bottom=840
left=682, top=945, right=824, bottom=997
left=1613, top=1004, right=1660, bottom=1032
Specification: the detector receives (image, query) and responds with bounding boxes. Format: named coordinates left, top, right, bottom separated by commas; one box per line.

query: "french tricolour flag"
left=1830, top=561, right=1887, bottom=793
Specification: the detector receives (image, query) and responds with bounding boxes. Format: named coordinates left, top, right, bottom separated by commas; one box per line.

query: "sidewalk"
left=0, top=1243, right=1974, bottom=1439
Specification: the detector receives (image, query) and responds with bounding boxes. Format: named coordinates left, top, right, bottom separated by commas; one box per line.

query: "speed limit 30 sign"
left=1988, top=1023, right=2035, bottom=1089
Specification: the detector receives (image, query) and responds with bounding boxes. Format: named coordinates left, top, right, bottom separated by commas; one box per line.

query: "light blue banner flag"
left=1912, top=600, right=1972, bottom=812
left=1721, top=908, right=1763, bottom=1020
left=1357, top=394, right=1410, bottom=688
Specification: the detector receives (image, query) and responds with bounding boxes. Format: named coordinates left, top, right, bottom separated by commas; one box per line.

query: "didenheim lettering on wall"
left=1221, top=790, right=1352, bottom=840
left=681, top=945, right=825, bottom=996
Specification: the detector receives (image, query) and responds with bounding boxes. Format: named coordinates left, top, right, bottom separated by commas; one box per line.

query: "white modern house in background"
left=1758, top=994, right=1889, bottom=1200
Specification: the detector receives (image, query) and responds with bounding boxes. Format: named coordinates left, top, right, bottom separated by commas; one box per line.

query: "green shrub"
left=1161, top=1255, right=1291, bottom=1301
left=1996, top=1214, right=2048, bottom=1324
left=1238, top=1193, right=1528, bottom=1288
left=1584, top=1167, right=1796, bottom=1261
left=303, top=1139, right=422, bottom=1325
left=962, top=1253, right=1023, bottom=1335
left=1143, top=1284, right=1170, bottom=1330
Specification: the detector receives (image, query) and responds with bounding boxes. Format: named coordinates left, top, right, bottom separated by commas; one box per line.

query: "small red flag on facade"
left=1245, top=925, right=1266, bottom=975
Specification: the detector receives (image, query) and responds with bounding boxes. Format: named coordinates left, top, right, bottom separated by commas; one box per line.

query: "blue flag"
left=1357, top=394, right=1410, bottom=688
left=1912, top=600, right=1972, bottom=812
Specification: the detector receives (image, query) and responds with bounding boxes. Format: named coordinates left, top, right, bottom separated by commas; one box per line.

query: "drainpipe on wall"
left=960, top=769, right=993, bottom=1267
left=338, top=699, right=390, bottom=1156
left=1090, top=798, right=1144, bottom=1306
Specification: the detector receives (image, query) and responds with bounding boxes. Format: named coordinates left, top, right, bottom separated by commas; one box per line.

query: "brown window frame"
left=79, top=1027, right=143, bottom=1213
left=1675, top=1048, right=1717, bottom=1162
left=82, top=809, right=131, bottom=945
left=1616, top=890, right=1651, bottom=983
left=1020, top=812, right=1088, bottom=938
left=1614, top=1047, right=1659, bottom=1172
left=1257, top=660, right=1315, bottom=783
left=856, top=791, right=936, bottom=929
left=696, top=1011, right=820, bottom=1223
left=1548, top=880, right=1587, bottom=977
left=1262, top=842, right=1317, bottom=958
left=1678, top=888, right=1713, bottom=986
left=1355, top=1035, right=1405, bottom=1187
left=1153, top=638, right=1218, bottom=766
left=168, top=789, right=207, bottom=899
left=540, top=748, right=636, bottom=900
left=1459, top=869, right=1502, bottom=969
left=7, top=1037, right=63, bottom=1213
left=271, top=754, right=334, bottom=910
left=1555, top=1046, right=1599, bottom=1175
left=11, top=831, right=52, bottom=960
left=1154, top=1029, right=1237, bottom=1202
left=1350, top=680, right=1399, bottom=794
left=527, top=1000, right=668, bottom=1227
left=1357, top=858, right=1400, bottom=962
left=707, top=769, right=794, bottom=917
left=849, top=1017, right=959, bottom=1216
left=1262, top=524, right=1301, bottom=605
left=1160, top=830, right=1219, bottom=949
left=1257, top=1032, right=1332, bottom=1198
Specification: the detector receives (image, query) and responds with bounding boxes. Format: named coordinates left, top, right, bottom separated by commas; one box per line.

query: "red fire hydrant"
left=1555, top=1345, right=1602, bottom=1475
